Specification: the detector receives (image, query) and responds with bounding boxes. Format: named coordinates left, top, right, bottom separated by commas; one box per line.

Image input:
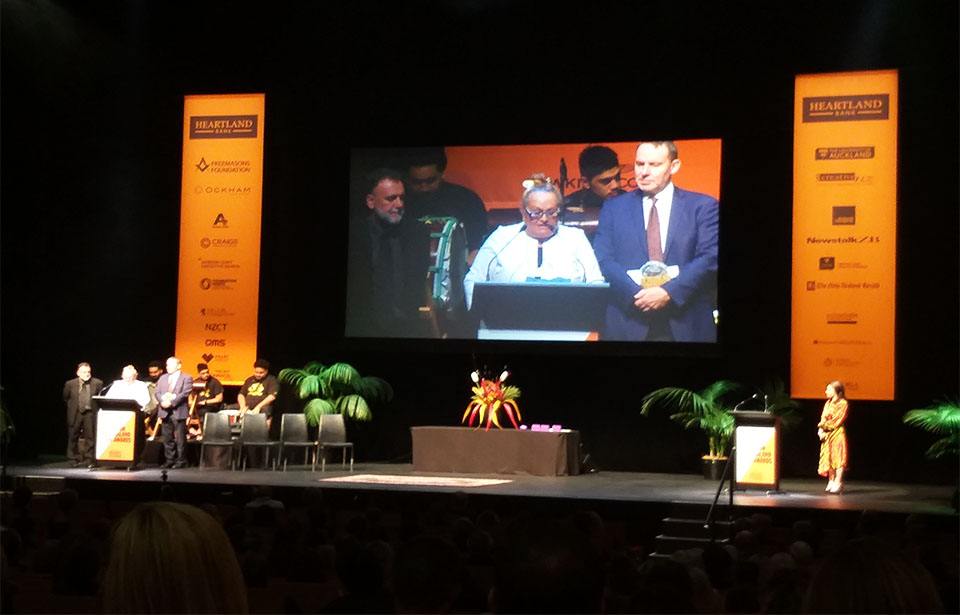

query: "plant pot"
left=701, top=456, right=728, bottom=480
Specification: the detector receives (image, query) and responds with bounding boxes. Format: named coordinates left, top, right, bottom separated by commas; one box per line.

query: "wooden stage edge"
left=4, top=462, right=956, bottom=519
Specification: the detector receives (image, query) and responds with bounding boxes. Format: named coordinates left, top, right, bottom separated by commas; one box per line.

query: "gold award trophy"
left=639, top=260, right=670, bottom=288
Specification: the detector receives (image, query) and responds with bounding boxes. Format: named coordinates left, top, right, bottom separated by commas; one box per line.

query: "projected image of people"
left=464, top=174, right=604, bottom=310
left=593, top=140, right=719, bottom=342
left=345, top=140, right=720, bottom=343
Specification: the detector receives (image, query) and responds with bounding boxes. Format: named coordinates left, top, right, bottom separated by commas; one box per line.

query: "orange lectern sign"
left=792, top=71, right=897, bottom=400
left=95, top=411, right=137, bottom=462
left=735, top=426, right=777, bottom=486
left=175, top=94, right=265, bottom=385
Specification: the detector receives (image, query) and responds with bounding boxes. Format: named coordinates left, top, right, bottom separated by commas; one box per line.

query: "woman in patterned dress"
left=818, top=380, right=848, bottom=494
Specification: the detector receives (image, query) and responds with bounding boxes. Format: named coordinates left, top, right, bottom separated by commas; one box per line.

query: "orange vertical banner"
left=792, top=71, right=897, bottom=400
left=176, top=94, right=265, bottom=385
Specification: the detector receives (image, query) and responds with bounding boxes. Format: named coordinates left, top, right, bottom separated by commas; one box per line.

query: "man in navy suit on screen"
left=593, top=140, right=718, bottom=342
left=154, top=356, right=194, bottom=468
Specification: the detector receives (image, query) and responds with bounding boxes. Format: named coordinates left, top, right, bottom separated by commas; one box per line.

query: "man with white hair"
left=104, top=365, right=152, bottom=410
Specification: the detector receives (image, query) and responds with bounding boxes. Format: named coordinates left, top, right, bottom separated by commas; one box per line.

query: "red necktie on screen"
left=168, top=375, right=175, bottom=392
left=646, top=197, right=663, bottom=262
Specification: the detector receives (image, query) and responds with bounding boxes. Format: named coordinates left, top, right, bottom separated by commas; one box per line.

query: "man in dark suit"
left=154, top=356, right=194, bottom=468
left=593, top=141, right=718, bottom=342
left=345, top=168, right=433, bottom=338
left=62, top=362, right=103, bottom=468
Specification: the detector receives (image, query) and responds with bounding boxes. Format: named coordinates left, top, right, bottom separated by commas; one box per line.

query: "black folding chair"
left=199, top=412, right=235, bottom=470
left=317, top=414, right=354, bottom=471
left=238, top=413, right=278, bottom=470
left=278, top=413, right=319, bottom=471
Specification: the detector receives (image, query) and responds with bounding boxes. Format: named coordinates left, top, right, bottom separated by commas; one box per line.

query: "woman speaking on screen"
left=818, top=380, right=849, bottom=494
left=463, top=174, right=604, bottom=310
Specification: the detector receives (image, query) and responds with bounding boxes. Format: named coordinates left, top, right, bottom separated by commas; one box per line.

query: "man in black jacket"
left=62, top=362, right=103, bottom=468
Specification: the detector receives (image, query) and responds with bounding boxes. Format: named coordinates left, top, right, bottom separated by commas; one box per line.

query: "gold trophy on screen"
left=639, top=260, right=670, bottom=288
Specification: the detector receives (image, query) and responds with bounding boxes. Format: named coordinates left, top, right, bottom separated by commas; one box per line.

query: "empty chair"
left=237, top=413, right=278, bottom=471
left=317, top=414, right=354, bottom=471
left=278, top=413, right=318, bottom=471
left=200, top=412, right=235, bottom=470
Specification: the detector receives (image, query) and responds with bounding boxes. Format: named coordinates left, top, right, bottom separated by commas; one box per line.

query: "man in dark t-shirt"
left=562, top=146, right=624, bottom=238
left=404, top=146, right=488, bottom=263
left=238, top=359, right=279, bottom=429
left=195, top=363, right=224, bottom=416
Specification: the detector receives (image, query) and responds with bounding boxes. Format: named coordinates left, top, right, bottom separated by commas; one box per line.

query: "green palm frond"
left=697, top=380, right=741, bottom=406
left=304, top=361, right=327, bottom=375
left=642, top=387, right=713, bottom=417
left=903, top=401, right=960, bottom=435
left=298, top=374, right=332, bottom=400
left=336, top=394, right=373, bottom=421
left=303, top=398, right=337, bottom=426
left=755, top=378, right=802, bottom=429
left=924, top=434, right=960, bottom=460
left=324, top=363, right=361, bottom=390
left=355, top=376, right=394, bottom=403
left=277, top=368, right=308, bottom=388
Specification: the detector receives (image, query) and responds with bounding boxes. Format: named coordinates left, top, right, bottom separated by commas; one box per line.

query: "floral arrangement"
left=462, top=368, right=522, bottom=431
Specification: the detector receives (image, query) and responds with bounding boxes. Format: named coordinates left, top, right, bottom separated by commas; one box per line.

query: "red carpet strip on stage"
left=317, top=474, right=512, bottom=488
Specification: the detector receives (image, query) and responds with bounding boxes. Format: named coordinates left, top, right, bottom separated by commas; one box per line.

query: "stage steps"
left=651, top=501, right=732, bottom=557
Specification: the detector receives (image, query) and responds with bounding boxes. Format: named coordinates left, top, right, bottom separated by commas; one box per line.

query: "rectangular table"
left=411, top=426, right=581, bottom=476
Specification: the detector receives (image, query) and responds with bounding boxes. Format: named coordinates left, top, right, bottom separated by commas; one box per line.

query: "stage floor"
left=6, top=461, right=957, bottom=517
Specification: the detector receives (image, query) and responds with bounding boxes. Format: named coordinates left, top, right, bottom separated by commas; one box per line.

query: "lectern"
left=472, top=281, right=609, bottom=341
left=730, top=410, right=781, bottom=491
left=93, top=396, right=143, bottom=470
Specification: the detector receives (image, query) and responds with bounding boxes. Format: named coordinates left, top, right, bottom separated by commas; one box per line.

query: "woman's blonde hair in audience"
left=103, top=501, right=248, bottom=614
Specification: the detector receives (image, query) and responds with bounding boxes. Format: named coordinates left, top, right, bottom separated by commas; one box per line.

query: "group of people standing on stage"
left=346, top=140, right=719, bottom=342
left=62, top=358, right=278, bottom=469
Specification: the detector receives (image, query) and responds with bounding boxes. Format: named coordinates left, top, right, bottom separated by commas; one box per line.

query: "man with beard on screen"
left=345, top=168, right=432, bottom=338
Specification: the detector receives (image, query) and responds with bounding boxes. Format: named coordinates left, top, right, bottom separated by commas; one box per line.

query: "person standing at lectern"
left=154, top=357, right=193, bottom=469
left=63, top=362, right=103, bottom=468
left=463, top=174, right=604, bottom=310
left=238, top=359, right=279, bottom=430
left=593, top=140, right=718, bottom=342
left=818, top=380, right=849, bottom=494
left=104, top=365, right=152, bottom=409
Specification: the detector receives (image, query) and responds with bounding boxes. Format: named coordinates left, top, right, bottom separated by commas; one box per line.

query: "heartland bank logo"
left=190, top=115, right=258, bottom=139
left=803, top=94, right=889, bottom=122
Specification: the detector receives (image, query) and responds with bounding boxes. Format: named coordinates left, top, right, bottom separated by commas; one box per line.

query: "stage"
left=5, top=461, right=956, bottom=519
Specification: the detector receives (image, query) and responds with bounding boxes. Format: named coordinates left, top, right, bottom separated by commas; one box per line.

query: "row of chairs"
left=199, top=412, right=354, bottom=471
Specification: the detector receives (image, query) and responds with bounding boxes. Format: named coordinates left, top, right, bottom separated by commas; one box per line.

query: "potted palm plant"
left=903, top=398, right=960, bottom=512
left=641, top=380, right=740, bottom=479
left=277, top=362, right=393, bottom=426
left=902, top=398, right=960, bottom=460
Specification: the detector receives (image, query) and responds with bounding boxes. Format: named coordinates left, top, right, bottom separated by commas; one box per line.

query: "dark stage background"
left=2, top=1, right=957, bottom=483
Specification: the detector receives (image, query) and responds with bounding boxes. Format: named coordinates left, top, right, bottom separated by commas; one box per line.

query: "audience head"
left=394, top=535, right=464, bottom=613
left=491, top=520, right=604, bottom=614
left=102, top=501, right=248, bottom=614
left=802, top=538, right=943, bottom=613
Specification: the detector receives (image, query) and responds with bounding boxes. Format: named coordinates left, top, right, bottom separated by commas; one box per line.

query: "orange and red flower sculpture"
left=462, top=369, right=522, bottom=431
